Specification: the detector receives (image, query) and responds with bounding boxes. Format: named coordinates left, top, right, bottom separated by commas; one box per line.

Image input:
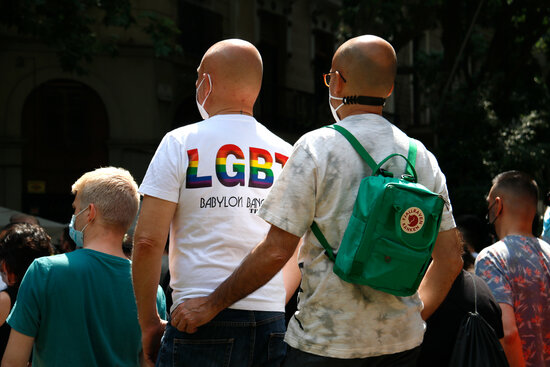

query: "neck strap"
left=342, top=96, right=386, bottom=107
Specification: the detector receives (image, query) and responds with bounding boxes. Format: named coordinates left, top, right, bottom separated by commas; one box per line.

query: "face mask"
left=485, top=201, right=499, bottom=240
left=196, top=74, right=212, bottom=120
left=328, top=91, right=344, bottom=123
left=69, top=207, right=89, bottom=249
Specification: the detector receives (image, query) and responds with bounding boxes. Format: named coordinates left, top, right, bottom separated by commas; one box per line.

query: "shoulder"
left=293, top=125, right=337, bottom=153
left=20, top=254, right=69, bottom=279
left=475, top=242, right=509, bottom=274
left=477, top=242, right=506, bottom=260
left=253, top=120, right=293, bottom=152
left=160, top=122, right=202, bottom=145
left=0, top=291, right=12, bottom=320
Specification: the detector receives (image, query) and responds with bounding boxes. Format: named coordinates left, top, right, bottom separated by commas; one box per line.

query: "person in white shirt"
left=132, top=39, right=296, bottom=367
left=173, top=35, right=463, bottom=366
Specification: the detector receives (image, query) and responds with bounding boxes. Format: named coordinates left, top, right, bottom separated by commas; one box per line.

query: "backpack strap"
left=406, top=139, right=417, bottom=177
left=327, top=124, right=377, bottom=171
left=311, top=221, right=337, bottom=261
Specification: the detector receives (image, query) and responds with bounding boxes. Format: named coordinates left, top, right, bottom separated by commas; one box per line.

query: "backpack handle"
left=375, top=153, right=418, bottom=183
left=326, top=124, right=417, bottom=181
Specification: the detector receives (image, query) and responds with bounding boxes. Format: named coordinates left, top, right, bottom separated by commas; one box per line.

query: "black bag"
left=448, top=273, right=509, bottom=367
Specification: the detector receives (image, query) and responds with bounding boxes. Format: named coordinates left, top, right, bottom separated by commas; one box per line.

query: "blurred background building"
left=1, top=0, right=435, bottom=224
left=3, top=0, right=547, bottom=227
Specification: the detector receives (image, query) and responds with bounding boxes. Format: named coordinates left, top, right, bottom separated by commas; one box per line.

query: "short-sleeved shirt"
left=140, top=115, right=293, bottom=313
left=258, top=114, right=455, bottom=358
left=475, top=235, right=550, bottom=366
left=8, top=249, right=143, bottom=367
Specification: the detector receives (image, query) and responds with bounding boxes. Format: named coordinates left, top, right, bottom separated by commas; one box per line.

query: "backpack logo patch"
left=400, top=207, right=425, bottom=234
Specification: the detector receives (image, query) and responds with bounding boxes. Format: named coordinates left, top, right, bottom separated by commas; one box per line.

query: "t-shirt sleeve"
left=475, top=248, right=513, bottom=306
left=7, top=259, right=47, bottom=337
left=426, top=150, right=455, bottom=232
left=139, top=132, right=186, bottom=203
left=258, top=144, right=316, bottom=237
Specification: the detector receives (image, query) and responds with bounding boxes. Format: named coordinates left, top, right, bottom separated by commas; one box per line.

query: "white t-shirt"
left=140, top=115, right=293, bottom=313
left=258, top=114, right=456, bottom=359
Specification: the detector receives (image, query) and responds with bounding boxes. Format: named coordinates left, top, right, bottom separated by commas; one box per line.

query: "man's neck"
left=497, top=225, right=534, bottom=239
left=340, top=105, right=383, bottom=118
left=210, top=106, right=254, bottom=116
left=84, top=242, right=127, bottom=259
left=83, top=225, right=127, bottom=259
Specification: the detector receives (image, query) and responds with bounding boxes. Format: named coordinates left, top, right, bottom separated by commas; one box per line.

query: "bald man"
left=476, top=171, right=550, bottom=367
left=132, top=39, right=293, bottom=366
left=175, top=35, right=463, bottom=366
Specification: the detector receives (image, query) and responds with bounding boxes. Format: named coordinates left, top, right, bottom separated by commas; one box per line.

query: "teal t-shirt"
left=8, top=249, right=145, bottom=367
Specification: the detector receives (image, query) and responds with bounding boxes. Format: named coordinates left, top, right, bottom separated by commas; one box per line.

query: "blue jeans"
left=156, top=309, right=286, bottom=367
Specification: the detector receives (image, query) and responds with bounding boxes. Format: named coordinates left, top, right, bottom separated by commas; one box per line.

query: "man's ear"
left=199, top=73, right=212, bottom=100
left=332, top=71, right=345, bottom=95
left=494, top=196, right=503, bottom=217
left=87, top=204, right=97, bottom=223
left=386, top=84, right=394, bottom=97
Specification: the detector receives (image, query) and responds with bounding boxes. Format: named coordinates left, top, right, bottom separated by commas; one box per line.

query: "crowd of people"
left=0, top=35, right=548, bottom=367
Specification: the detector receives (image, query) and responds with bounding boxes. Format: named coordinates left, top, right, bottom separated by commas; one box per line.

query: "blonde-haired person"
left=2, top=167, right=165, bottom=367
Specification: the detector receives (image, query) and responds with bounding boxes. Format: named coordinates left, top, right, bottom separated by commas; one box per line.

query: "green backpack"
left=311, top=124, right=445, bottom=296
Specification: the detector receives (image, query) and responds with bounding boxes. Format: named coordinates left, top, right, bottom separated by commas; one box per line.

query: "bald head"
left=197, top=39, right=263, bottom=113
left=332, top=35, right=396, bottom=97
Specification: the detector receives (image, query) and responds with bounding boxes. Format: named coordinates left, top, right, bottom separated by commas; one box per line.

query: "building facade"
left=0, top=0, right=430, bottom=225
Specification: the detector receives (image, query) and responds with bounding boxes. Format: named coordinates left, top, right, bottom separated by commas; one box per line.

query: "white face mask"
left=328, top=91, right=344, bottom=123
left=196, top=74, right=212, bottom=120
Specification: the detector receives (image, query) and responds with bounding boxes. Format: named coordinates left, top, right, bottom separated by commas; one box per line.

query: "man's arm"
left=1, top=329, right=34, bottom=367
left=418, top=227, right=463, bottom=320
left=282, top=238, right=302, bottom=304
left=499, top=303, right=525, bottom=367
left=171, top=224, right=300, bottom=333
left=132, top=195, right=177, bottom=366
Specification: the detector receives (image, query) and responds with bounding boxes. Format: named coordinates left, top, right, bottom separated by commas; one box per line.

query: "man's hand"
left=170, top=297, right=221, bottom=334
left=169, top=225, right=300, bottom=335
left=141, top=319, right=167, bottom=366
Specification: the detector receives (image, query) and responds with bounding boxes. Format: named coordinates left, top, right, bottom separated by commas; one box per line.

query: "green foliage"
left=339, top=0, right=442, bottom=49
left=339, top=0, right=550, bottom=216
left=0, top=0, right=181, bottom=74
left=139, top=11, right=182, bottom=58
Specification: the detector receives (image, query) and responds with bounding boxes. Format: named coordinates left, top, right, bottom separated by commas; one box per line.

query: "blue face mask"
left=69, top=207, right=89, bottom=249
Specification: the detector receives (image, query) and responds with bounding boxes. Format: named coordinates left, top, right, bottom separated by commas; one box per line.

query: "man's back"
left=139, top=114, right=292, bottom=313
left=258, top=113, right=455, bottom=358
left=476, top=235, right=550, bottom=365
left=8, top=249, right=141, bottom=367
